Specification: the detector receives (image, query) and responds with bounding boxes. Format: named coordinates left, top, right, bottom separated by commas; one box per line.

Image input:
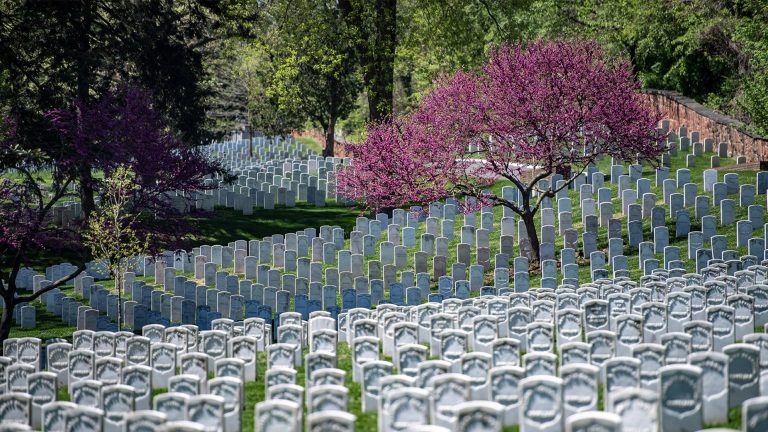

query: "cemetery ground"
left=5, top=141, right=761, bottom=431
left=8, top=201, right=360, bottom=340
left=295, top=137, right=325, bottom=155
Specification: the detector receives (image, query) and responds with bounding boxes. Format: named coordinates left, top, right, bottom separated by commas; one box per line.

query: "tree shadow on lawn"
left=183, top=203, right=360, bottom=248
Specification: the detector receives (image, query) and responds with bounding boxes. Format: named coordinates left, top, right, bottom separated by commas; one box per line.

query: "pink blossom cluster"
left=0, top=86, right=224, bottom=256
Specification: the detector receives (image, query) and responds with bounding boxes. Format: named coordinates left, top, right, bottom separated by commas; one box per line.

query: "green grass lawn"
left=1, top=168, right=105, bottom=184
left=185, top=203, right=359, bottom=249
left=6, top=141, right=761, bottom=431
left=295, top=136, right=325, bottom=155
left=9, top=302, right=77, bottom=340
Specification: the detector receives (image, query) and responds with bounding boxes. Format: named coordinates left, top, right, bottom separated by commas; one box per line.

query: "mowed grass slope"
left=8, top=142, right=759, bottom=430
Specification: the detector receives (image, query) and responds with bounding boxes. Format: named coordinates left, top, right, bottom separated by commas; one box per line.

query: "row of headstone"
left=0, top=318, right=271, bottom=430
left=203, top=133, right=350, bottom=213
left=247, top=289, right=768, bottom=432
left=209, top=133, right=314, bottom=164
left=23, top=153, right=768, bottom=335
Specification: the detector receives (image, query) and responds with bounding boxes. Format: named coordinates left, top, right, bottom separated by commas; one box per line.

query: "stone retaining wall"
left=642, top=89, right=768, bottom=162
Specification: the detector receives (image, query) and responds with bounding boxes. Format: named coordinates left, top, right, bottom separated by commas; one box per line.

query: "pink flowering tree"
left=0, top=87, right=223, bottom=346
left=46, top=86, right=225, bottom=239
left=0, top=115, right=85, bottom=345
left=338, top=40, right=667, bottom=263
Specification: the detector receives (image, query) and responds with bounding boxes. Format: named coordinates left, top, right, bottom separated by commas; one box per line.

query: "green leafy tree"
left=222, top=0, right=536, bottom=142
left=203, top=39, right=250, bottom=140
left=735, top=0, right=768, bottom=136
left=395, top=0, right=532, bottom=111
left=520, top=0, right=768, bottom=134
left=237, top=42, right=303, bottom=139
left=83, top=166, right=150, bottom=331
left=239, top=0, right=361, bottom=157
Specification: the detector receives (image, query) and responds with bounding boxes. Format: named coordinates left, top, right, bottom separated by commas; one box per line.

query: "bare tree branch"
left=476, top=0, right=504, bottom=38
left=16, top=263, right=87, bottom=303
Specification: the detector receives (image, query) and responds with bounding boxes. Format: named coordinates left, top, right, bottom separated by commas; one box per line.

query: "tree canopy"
left=215, top=0, right=768, bottom=145
left=518, top=0, right=768, bottom=136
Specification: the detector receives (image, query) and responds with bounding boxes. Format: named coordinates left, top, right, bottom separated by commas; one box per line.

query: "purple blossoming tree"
left=0, top=86, right=223, bottom=345
left=338, top=40, right=667, bottom=262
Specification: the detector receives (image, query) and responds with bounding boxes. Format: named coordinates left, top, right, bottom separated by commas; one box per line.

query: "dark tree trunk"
left=323, top=114, right=336, bottom=158
left=323, top=78, right=339, bottom=158
left=521, top=211, right=541, bottom=263
left=339, top=0, right=397, bottom=123
left=0, top=291, right=15, bottom=354
left=76, top=0, right=92, bottom=103
left=249, top=129, right=253, bottom=158
left=367, top=0, right=397, bottom=122
left=367, top=68, right=394, bottom=122
left=79, top=165, right=96, bottom=219
left=76, top=0, right=96, bottom=219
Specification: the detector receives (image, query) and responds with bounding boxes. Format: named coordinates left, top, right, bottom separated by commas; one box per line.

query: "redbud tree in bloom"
left=338, top=40, right=667, bottom=263
left=0, top=87, right=223, bottom=346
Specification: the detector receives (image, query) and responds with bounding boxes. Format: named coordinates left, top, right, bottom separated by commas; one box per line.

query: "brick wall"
left=642, top=89, right=768, bottom=162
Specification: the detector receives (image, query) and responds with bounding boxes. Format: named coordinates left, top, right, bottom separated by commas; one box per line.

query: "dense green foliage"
left=224, top=0, right=768, bottom=142
left=523, top=0, right=768, bottom=136
left=4, top=1, right=766, bottom=149
left=394, top=0, right=533, bottom=109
